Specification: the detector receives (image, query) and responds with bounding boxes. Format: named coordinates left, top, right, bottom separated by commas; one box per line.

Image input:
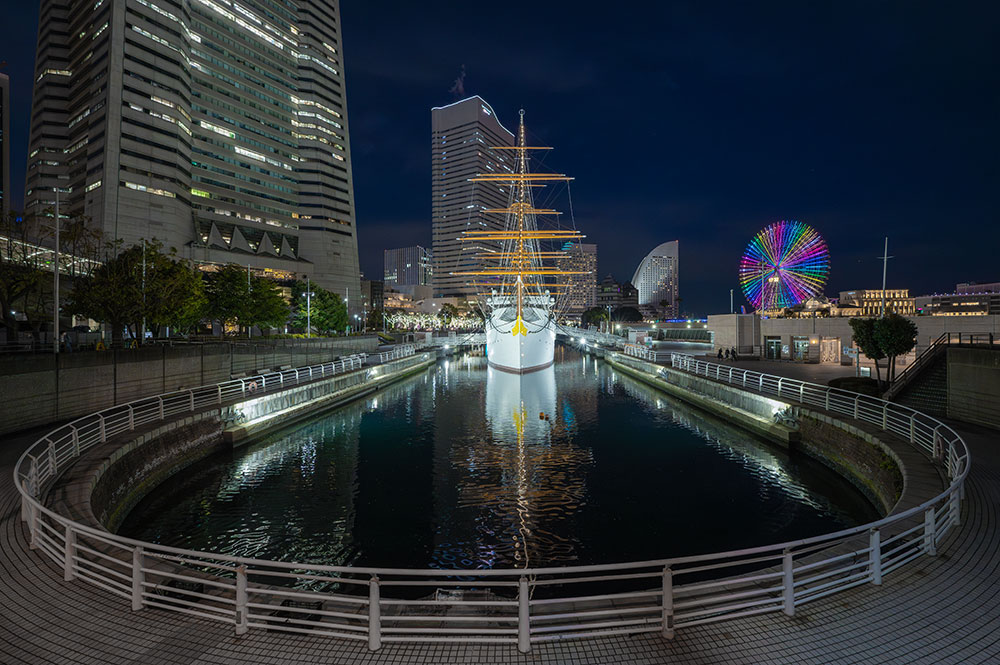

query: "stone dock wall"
left=84, top=353, right=434, bottom=533
left=605, top=353, right=904, bottom=515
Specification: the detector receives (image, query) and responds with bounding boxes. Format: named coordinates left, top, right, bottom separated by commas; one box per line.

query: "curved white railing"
left=13, top=350, right=969, bottom=653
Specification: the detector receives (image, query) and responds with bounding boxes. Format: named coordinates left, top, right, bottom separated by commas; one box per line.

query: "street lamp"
left=304, top=276, right=314, bottom=338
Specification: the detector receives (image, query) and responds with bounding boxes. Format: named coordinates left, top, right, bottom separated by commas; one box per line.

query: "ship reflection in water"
left=119, top=349, right=880, bottom=571
left=433, top=364, right=593, bottom=569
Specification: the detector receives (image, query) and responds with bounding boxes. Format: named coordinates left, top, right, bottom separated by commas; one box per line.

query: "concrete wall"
left=0, top=337, right=379, bottom=436
left=947, top=347, right=1000, bottom=429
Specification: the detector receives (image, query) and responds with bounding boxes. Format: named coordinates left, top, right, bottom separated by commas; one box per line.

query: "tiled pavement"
left=2, top=413, right=999, bottom=662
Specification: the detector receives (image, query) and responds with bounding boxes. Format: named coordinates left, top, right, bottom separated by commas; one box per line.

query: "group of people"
left=717, top=346, right=739, bottom=362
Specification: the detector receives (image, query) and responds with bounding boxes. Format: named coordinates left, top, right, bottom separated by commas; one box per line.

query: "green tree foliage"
left=205, top=264, right=290, bottom=335
left=612, top=306, right=643, bottom=322
left=581, top=306, right=607, bottom=327
left=68, top=240, right=207, bottom=343
left=874, top=313, right=918, bottom=383
left=438, top=302, right=460, bottom=325
left=290, top=280, right=347, bottom=334
left=849, top=317, right=887, bottom=389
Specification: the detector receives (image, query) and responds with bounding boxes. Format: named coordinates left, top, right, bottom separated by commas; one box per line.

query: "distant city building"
left=632, top=241, right=679, bottom=318
left=384, top=246, right=432, bottom=288
left=956, top=281, right=1000, bottom=294
left=596, top=274, right=639, bottom=310
left=838, top=289, right=915, bottom=316
left=0, top=72, right=9, bottom=218
left=916, top=282, right=1000, bottom=316
left=556, top=242, right=597, bottom=315
left=360, top=278, right=384, bottom=315
left=23, top=0, right=361, bottom=305
left=431, top=96, right=514, bottom=298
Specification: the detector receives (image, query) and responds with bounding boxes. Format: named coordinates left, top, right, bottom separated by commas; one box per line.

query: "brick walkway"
left=2, top=417, right=999, bottom=663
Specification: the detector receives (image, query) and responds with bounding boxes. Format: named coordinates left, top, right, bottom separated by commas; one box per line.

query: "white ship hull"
left=486, top=307, right=556, bottom=374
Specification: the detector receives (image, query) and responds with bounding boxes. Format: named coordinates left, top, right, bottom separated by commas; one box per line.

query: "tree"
left=849, top=317, right=886, bottom=390
left=581, top=306, right=607, bottom=327
left=68, top=240, right=207, bottom=343
left=206, top=266, right=290, bottom=335
left=290, top=280, right=347, bottom=334
left=439, top=302, right=459, bottom=325
left=874, top=314, right=918, bottom=384
left=612, top=306, right=643, bottom=323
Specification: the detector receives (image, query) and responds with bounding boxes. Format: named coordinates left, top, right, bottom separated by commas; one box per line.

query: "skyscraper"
left=0, top=72, right=9, bottom=218
left=557, top=242, right=597, bottom=315
left=632, top=241, right=679, bottom=317
left=384, top=245, right=432, bottom=288
left=24, top=0, right=360, bottom=305
left=431, top=96, right=514, bottom=298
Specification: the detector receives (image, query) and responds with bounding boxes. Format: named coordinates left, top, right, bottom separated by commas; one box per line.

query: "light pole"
left=305, top=275, right=312, bottom=338
left=52, top=186, right=60, bottom=354
left=730, top=288, right=734, bottom=314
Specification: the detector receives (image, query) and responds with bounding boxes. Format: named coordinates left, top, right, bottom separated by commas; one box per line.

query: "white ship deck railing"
left=14, top=351, right=968, bottom=653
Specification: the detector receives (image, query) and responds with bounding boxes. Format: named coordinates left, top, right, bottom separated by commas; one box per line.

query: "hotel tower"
left=24, top=0, right=360, bottom=303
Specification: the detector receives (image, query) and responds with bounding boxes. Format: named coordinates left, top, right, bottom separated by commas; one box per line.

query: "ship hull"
left=486, top=314, right=556, bottom=374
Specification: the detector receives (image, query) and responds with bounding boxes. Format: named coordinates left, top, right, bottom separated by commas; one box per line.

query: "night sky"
left=3, top=2, right=998, bottom=314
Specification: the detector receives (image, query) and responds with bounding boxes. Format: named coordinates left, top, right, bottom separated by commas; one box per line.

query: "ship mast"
left=456, top=110, right=586, bottom=335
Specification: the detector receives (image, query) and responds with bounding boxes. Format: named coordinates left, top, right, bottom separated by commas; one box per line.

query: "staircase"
left=885, top=332, right=997, bottom=416
left=891, top=350, right=948, bottom=417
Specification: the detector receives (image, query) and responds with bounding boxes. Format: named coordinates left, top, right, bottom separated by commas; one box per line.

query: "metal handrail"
left=13, top=350, right=969, bottom=653
left=888, top=331, right=996, bottom=398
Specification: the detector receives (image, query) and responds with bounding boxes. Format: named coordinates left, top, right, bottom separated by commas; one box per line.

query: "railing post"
left=261, top=376, right=266, bottom=390
left=869, top=529, right=882, bottom=585
left=742, top=370, right=747, bottom=387
left=99, top=414, right=106, bottom=442
left=824, top=389, right=830, bottom=411
left=235, top=564, right=248, bottom=635
left=854, top=396, right=860, bottom=420
left=71, top=426, right=80, bottom=457
left=158, top=396, right=164, bottom=420
left=782, top=550, right=795, bottom=616
left=47, top=438, right=56, bottom=476
left=759, top=375, right=764, bottom=391
left=217, top=385, right=223, bottom=404
left=909, top=415, right=916, bottom=443
left=368, top=575, right=382, bottom=651
left=923, top=506, right=937, bottom=556
left=777, top=377, right=783, bottom=397
left=63, top=523, right=77, bottom=581
left=728, top=367, right=733, bottom=383
left=661, top=567, right=674, bottom=638
left=131, top=546, right=145, bottom=611
left=128, top=405, right=135, bottom=430
left=799, top=383, right=804, bottom=403
left=27, top=500, right=38, bottom=550
left=933, top=426, right=943, bottom=461
left=882, top=403, right=888, bottom=430
left=518, top=575, right=531, bottom=653
left=189, top=390, right=195, bottom=412
left=949, top=488, right=961, bottom=527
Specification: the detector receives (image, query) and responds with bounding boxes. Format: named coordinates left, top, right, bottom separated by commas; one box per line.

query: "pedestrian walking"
left=731, top=346, right=738, bottom=362
left=718, top=348, right=724, bottom=360
left=724, top=348, right=731, bottom=360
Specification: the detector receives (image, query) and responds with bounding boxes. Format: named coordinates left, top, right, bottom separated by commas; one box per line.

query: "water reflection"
left=119, top=348, right=879, bottom=570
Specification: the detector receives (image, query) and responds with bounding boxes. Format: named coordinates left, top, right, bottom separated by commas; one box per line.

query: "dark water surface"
left=119, top=348, right=880, bottom=570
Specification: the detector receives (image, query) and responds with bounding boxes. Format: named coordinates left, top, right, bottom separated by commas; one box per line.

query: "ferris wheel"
left=739, top=221, right=830, bottom=311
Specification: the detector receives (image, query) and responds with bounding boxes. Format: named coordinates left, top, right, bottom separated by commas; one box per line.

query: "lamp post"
left=305, top=276, right=313, bottom=338
left=878, top=237, right=893, bottom=318
left=52, top=186, right=60, bottom=354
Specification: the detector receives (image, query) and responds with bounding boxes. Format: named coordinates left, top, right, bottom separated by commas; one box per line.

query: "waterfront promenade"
left=1, top=364, right=998, bottom=663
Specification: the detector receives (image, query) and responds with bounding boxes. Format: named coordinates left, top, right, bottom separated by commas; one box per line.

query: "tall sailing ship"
left=456, top=110, right=586, bottom=373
